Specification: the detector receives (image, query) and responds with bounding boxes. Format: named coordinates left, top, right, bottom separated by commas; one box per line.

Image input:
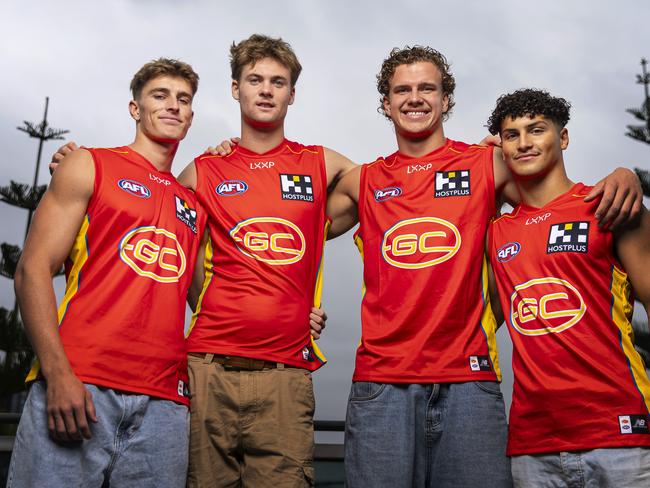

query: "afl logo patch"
left=374, top=186, right=402, bottom=202
left=118, top=179, right=151, bottom=198
left=496, top=242, right=521, bottom=262
left=216, top=180, right=248, bottom=196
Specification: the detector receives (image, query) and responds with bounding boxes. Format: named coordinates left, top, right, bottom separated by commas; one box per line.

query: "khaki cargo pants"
left=187, top=353, right=315, bottom=487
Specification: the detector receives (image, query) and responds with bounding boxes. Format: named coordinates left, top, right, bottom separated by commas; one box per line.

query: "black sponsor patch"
left=619, top=415, right=650, bottom=434
left=469, top=355, right=492, bottom=372
left=175, top=195, right=198, bottom=233
left=547, top=221, right=589, bottom=254
left=280, top=174, right=314, bottom=202
left=301, top=345, right=314, bottom=362
left=435, top=170, right=470, bottom=197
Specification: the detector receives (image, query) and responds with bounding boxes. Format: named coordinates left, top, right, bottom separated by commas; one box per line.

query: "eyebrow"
left=149, top=87, right=193, bottom=99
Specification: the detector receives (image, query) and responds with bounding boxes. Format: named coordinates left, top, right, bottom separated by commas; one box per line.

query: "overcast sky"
left=1, top=1, right=649, bottom=428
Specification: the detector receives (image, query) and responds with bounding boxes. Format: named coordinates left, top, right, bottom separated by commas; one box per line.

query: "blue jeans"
left=345, top=381, right=512, bottom=488
left=7, top=381, right=189, bottom=487
left=512, top=448, right=650, bottom=488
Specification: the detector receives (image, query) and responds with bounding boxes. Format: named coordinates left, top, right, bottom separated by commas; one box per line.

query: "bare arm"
left=177, top=160, right=198, bottom=191
left=485, top=232, right=504, bottom=326
left=187, top=229, right=209, bottom=311
left=323, top=147, right=358, bottom=192
left=615, top=207, right=650, bottom=318
left=326, top=165, right=361, bottom=239
left=15, top=148, right=97, bottom=441
left=584, top=168, right=643, bottom=229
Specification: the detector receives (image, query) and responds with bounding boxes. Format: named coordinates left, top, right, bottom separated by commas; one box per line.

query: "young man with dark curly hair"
left=486, top=88, right=650, bottom=487
left=326, top=47, right=643, bottom=487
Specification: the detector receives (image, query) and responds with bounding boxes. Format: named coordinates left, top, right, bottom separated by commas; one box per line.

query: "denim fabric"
left=7, top=381, right=188, bottom=488
left=344, top=381, right=511, bottom=488
left=512, top=448, right=650, bottom=488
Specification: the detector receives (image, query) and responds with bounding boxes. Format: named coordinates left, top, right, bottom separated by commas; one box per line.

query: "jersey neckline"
left=517, top=182, right=587, bottom=214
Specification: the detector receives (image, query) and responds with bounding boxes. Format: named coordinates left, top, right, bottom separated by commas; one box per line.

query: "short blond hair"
left=130, top=58, right=199, bottom=100
left=230, top=34, right=302, bottom=86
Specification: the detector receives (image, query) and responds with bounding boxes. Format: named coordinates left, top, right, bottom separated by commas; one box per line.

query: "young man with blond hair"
left=327, top=46, right=642, bottom=487
left=178, top=34, right=355, bottom=487
left=487, top=88, right=650, bottom=487
left=10, top=58, right=205, bottom=487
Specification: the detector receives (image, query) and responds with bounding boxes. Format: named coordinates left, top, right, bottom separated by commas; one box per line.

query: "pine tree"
left=625, top=58, right=650, bottom=367
left=626, top=58, right=650, bottom=193
left=0, top=97, right=68, bottom=411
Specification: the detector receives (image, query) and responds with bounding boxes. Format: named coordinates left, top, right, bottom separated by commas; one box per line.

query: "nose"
left=407, top=89, right=422, bottom=105
left=517, top=132, right=532, bottom=150
left=166, top=97, right=180, bottom=112
left=260, top=80, right=272, bottom=97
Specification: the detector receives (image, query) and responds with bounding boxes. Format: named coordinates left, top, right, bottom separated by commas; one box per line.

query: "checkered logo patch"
left=547, top=221, right=589, bottom=254
left=280, top=174, right=314, bottom=202
left=434, top=170, right=471, bottom=197
left=175, top=195, right=198, bottom=233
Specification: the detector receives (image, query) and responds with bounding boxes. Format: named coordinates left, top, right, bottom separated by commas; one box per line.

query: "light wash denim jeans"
left=512, top=448, right=650, bottom=488
left=7, top=381, right=189, bottom=487
left=344, top=381, right=512, bottom=488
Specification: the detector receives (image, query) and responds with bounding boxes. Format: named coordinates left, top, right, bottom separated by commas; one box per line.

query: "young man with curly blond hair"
left=327, top=46, right=642, bottom=487
left=10, top=58, right=205, bottom=488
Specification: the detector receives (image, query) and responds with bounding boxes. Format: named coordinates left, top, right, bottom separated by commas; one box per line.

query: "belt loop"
left=203, top=353, right=214, bottom=364
left=277, top=363, right=284, bottom=370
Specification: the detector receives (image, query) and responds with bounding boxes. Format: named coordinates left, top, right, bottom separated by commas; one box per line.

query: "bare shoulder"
left=177, top=160, right=197, bottom=191
left=323, top=146, right=358, bottom=182
left=49, top=148, right=95, bottom=200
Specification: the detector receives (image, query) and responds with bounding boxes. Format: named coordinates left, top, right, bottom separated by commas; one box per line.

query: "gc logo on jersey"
left=509, top=277, right=586, bottom=336
left=434, top=170, right=470, bottom=197
left=381, top=217, right=461, bottom=269
left=175, top=195, right=198, bottom=234
left=216, top=180, right=248, bottom=196
left=230, top=217, right=306, bottom=265
left=547, top=221, right=589, bottom=254
left=118, top=179, right=151, bottom=198
left=374, top=186, right=402, bottom=202
left=280, top=174, right=313, bottom=202
left=496, top=242, right=521, bottom=263
left=119, top=226, right=187, bottom=283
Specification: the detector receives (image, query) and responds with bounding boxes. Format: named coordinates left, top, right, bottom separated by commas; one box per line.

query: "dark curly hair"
left=487, top=89, right=571, bottom=135
left=376, top=46, right=456, bottom=121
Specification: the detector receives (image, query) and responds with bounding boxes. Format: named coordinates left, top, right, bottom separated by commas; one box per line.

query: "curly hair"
left=487, top=89, right=571, bottom=135
left=130, top=58, right=199, bottom=100
left=376, top=46, right=456, bottom=121
left=230, top=34, right=302, bottom=87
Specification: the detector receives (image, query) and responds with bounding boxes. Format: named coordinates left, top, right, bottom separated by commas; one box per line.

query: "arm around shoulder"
left=326, top=165, right=361, bottom=239
left=323, top=147, right=358, bottom=191
left=177, top=160, right=198, bottom=191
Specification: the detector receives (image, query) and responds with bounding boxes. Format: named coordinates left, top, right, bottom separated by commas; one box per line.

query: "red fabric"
left=187, top=140, right=328, bottom=370
left=354, top=139, right=499, bottom=383
left=490, top=182, right=650, bottom=455
left=59, top=147, right=205, bottom=405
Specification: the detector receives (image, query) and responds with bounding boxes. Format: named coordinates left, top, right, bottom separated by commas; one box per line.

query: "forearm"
left=15, top=262, right=74, bottom=380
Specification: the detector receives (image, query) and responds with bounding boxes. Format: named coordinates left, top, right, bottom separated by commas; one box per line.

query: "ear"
left=560, top=127, right=569, bottom=150
left=442, top=94, right=449, bottom=114
left=231, top=79, right=240, bottom=101
left=129, top=100, right=140, bottom=121
left=382, top=96, right=391, bottom=117
left=289, top=86, right=295, bottom=106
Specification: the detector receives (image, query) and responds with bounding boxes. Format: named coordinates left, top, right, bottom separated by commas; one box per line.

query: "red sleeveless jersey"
left=27, top=147, right=205, bottom=405
left=489, top=183, right=650, bottom=455
left=354, top=139, right=500, bottom=383
left=187, top=140, right=328, bottom=370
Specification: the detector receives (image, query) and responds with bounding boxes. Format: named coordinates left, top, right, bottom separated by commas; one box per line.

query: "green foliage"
left=0, top=308, right=33, bottom=398
left=0, top=181, right=47, bottom=211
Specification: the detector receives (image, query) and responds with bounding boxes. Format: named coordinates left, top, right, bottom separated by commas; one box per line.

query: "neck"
left=129, top=132, right=178, bottom=172
left=517, top=164, right=574, bottom=208
left=239, top=120, right=286, bottom=154
left=395, top=127, right=446, bottom=158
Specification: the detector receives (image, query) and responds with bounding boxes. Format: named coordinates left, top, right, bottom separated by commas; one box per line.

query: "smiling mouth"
left=516, top=153, right=539, bottom=160
left=402, top=110, right=429, bottom=118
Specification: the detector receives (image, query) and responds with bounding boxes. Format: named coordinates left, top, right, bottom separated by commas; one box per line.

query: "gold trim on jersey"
left=480, top=254, right=502, bottom=381
left=26, top=215, right=91, bottom=382
left=309, top=219, right=331, bottom=365
left=187, top=236, right=215, bottom=337
left=610, top=264, right=650, bottom=411
left=284, top=144, right=319, bottom=155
